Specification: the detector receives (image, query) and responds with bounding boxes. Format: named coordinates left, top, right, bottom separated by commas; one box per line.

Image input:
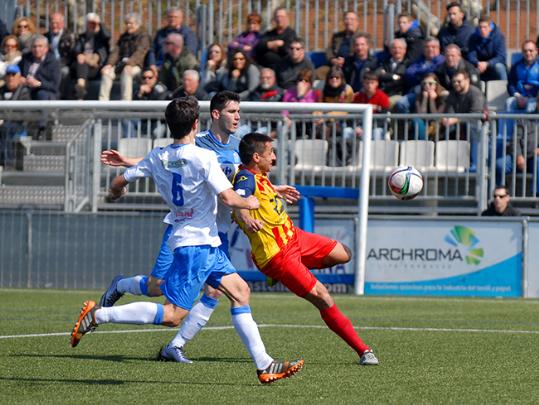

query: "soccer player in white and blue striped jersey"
left=71, top=97, right=303, bottom=383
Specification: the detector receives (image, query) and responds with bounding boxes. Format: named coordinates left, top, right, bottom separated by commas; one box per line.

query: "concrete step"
left=0, top=170, right=64, bottom=186
left=20, top=139, right=67, bottom=156
left=23, top=155, right=65, bottom=172
left=51, top=124, right=86, bottom=142
left=0, top=185, right=64, bottom=207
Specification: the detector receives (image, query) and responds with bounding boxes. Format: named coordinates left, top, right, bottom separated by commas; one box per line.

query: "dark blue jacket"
left=343, top=55, right=378, bottom=92
left=404, top=54, right=445, bottom=89
left=438, top=18, right=475, bottom=56
left=507, top=58, right=539, bottom=97
left=149, top=25, right=198, bottom=67
left=19, top=51, right=61, bottom=99
left=467, top=23, right=506, bottom=67
left=395, top=22, right=425, bottom=63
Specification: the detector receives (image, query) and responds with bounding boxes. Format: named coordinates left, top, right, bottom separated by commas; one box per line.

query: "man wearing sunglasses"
left=481, top=186, right=520, bottom=216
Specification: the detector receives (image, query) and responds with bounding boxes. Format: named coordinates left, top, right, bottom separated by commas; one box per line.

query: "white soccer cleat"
left=159, top=344, right=193, bottom=364
left=359, top=350, right=379, bottom=366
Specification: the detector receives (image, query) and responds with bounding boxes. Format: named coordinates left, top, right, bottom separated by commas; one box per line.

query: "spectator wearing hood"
left=467, top=16, right=507, bottom=81
left=437, top=2, right=475, bottom=58
left=395, top=12, right=425, bottom=63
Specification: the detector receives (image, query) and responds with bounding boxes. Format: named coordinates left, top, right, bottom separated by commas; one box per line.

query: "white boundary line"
left=1, top=324, right=539, bottom=340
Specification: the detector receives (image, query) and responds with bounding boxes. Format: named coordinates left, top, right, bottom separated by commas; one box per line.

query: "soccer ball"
left=387, top=166, right=423, bottom=200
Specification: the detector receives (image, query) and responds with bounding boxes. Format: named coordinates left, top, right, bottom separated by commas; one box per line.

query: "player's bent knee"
left=147, top=277, right=164, bottom=297
left=305, top=281, right=334, bottom=310
left=324, top=243, right=352, bottom=267
left=204, top=285, right=224, bottom=299
left=162, top=305, right=187, bottom=327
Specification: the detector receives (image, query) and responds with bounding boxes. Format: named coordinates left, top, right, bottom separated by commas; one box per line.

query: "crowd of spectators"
left=1, top=2, right=539, bottom=186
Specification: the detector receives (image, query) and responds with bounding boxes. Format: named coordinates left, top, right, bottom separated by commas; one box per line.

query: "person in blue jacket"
left=437, top=2, right=475, bottom=58
left=467, top=16, right=507, bottom=81
left=506, top=40, right=539, bottom=113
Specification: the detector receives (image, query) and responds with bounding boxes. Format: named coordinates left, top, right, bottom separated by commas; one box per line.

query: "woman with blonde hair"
left=12, top=17, right=36, bottom=53
left=0, top=35, right=22, bottom=82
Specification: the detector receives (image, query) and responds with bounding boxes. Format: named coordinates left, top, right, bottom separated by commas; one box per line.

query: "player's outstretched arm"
left=235, top=208, right=264, bottom=232
left=101, top=149, right=143, bottom=167
left=274, top=184, right=301, bottom=204
left=219, top=188, right=260, bottom=210
left=106, top=174, right=128, bottom=202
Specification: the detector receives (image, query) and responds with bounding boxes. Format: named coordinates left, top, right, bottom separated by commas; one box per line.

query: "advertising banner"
left=229, top=219, right=356, bottom=292
left=526, top=222, right=539, bottom=298
left=365, top=220, right=522, bottom=297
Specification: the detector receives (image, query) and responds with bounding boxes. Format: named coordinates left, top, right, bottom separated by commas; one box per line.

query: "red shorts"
left=260, top=228, right=338, bottom=297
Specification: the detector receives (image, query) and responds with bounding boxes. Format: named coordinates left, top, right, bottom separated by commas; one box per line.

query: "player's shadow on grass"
left=0, top=376, right=255, bottom=387
left=12, top=353, right=142, bottom=363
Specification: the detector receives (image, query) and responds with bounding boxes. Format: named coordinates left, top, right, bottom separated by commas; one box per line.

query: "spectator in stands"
left=215, top=50, right=259, bottom=100
left=158, top=33, right=199, bottom=93
left=506, top=40, right=539, bottom=113
left=149, top=7, right=198, bottom=69
left=0, top=36, right=22, bottom=85
left=0, top=64, right=31, bottom=168
left=72, top=12, right=111, bottom=100
left=396, top=38, right=445, bottom=113
left=343, top=32, right=378, bottom=92
left=437, top=2, right=475, bottom=57
left=134, top=68, right=168, bottom=100
left=202, top=43, right=227, bottom=94
left=442, top=69, right=485, bottom=131
left=12, top=16, right=36, bottom=53
left=352, top=72, right=389, bottom=139
left=19, top=35, right=61, bottom=101
left=282, top=68, right=321, bottom=128
left=376, top=38, right=409, bottom=106
left=442, top=69, right=485, bottom=170
left=277, top=38, right=314, bottom=89
left=322, top=66, right=354, bottom=103
left=435, top=44, right=480, bottom=91
left=228, top=12, right=262, bottom=58
left=352, top=71, right=390, bottom=112
left=404, top=37, right=445, bottom=90
left=170, top=69, right=208, bottom=100
left=413, top=73, right=449, bottom=139
left=323, top=11, right=359, bottom=73
left=496, top=100, right=539, bottom=195
left=467, top=16, right=508, bottom=81
left=254, top=7, right=297, bottom=69
left=99, top=13, right=150, bottom=101
left=395, top=12, right=425, bottom=63
left=248, top=67, right=283, bottom=101
left=45, top=13, right=76, bottom=99
left=319, top=66, right=355, bottom=147
left=481, top=186, right=520, bottom=216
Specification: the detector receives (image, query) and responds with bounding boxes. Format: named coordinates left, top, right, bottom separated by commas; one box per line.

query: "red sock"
left=320, top=304, right=370, bottom=356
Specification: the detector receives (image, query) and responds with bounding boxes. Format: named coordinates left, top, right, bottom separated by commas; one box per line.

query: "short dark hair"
left=362, top=71, right=378, bottom=82
left=478, top=15, right=491, bottom=25
left=210, top=90, right=240, bottom=114
left=494, top=185, right=510, bottom=196
left=446, top=2, right=462, bottom=11
left=165, top=97, right=199, bottom=139
left=453, top=68, right=470, bottom=80
left=239, top=133, right=273, bottom=165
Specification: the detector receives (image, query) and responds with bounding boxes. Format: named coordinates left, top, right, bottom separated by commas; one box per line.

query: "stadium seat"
left=306, top=51, right=328, bottom=69
left=118, top=138, right=152, bottom=157
left=398, top=140, right=435, bottom=171
left=435, top=140, right=470, bottom=173
left=293, top=139, right=328, bottom=174
left=486, top=80, right=509, bottom=111
left=153, top=138, right=173, bottom=148
left=370, top=140, right=399, bottom=172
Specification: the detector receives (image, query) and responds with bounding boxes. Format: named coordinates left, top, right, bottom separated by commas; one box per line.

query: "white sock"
left=116, top=275, right=146, bottom=295
left=231, top=306, right=273, bottom=370
left=170, top=300, right=216, bottom=347
left=95, top=302, right=163, bottom=325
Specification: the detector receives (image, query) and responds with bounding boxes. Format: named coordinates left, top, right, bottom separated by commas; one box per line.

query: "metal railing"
left=9, top=0, right=539, bottom=52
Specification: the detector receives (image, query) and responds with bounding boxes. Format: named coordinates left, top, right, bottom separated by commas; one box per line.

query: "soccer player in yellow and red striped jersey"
left=232, top=133, right=379, bottom=366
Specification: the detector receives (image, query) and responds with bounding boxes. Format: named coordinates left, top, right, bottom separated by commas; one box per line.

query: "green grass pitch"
left=1, top=289, right=539, bottom=404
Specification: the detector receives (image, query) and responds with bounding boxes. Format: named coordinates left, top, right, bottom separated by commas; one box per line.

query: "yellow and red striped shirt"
left=232, top=168, right=295, bottom=268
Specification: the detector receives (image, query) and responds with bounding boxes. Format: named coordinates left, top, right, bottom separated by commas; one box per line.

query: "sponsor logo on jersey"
left=167, top=159, right=188, bottom=169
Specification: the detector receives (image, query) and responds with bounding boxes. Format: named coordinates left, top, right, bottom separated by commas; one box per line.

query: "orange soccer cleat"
left=257, top=359, right=304, bottom=384
left=70, top=300, right=98, bottom=347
